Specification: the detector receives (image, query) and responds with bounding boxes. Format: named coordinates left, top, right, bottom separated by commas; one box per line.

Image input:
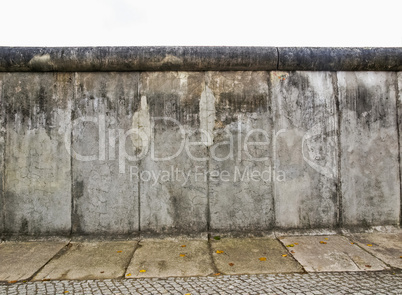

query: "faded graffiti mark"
left=302, top=115, right=337, bottom=179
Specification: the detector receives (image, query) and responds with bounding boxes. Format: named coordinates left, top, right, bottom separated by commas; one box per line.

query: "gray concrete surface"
left=338, top=72, right=400, bottom=227
left=0, top=241, right=68, bottom=282
left=398, top=71, right=402, bottom=228
left=138, top=72, right=209, bottom=233
left=207, top=71, right=274, bottom=231
left=278, top=47, right=402, bottom=71
left=271, top=71, right=338, bottom=228
left=278, top=235, right=388, bottom=272
left=1, top=47, right=401, bottom=72
left=210, top=237, right=303, bottom=274
left=0, top=69, right=401, bottom=235
left=2, top=73, right=72, bottom=235
left=349, top=231, right=402, bottom=269
left=71, top=72, right=140, bottom=235
left=125, top=239, right=214, bottom=278
left=33, top=241, right=137, bottom=281
left=0, top=73, right=4, bottom=235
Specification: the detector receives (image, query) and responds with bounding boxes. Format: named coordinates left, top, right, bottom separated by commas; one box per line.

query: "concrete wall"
left=0, top=47, right=401, bottom=236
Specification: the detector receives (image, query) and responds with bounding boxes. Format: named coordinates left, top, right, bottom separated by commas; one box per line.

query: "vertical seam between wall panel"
left=205, top=71, right=211, bottom=233
left=70, top=72, right=76, bottom=236
left=206, top=148, right=211, bottom=232
left=267, top=71, right=276, bottom=228
left=1, top=74, right=5, bottom=237
left=333, top=71, right=343, bottom=227
left=395, top=71, right=402, bottom=227
left=137, top=73, right=141, bottom=233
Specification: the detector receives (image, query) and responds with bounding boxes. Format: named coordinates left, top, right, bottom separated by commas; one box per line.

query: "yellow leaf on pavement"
left=319, top=241, right=327, bottom=244
left=139, top=269, right=146, bottom=273
left=367, top=244, right=372, bottom=247
left=259, top=257, right=267, bottom=261
left=282, top=254, right=287, bottom=257
left=216, top=250, right=224, bottom=254
left=179, top=254, right=185, bottom=257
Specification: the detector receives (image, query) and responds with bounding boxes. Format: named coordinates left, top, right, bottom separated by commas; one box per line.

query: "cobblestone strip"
left=1, top=271, right=401, bottom=294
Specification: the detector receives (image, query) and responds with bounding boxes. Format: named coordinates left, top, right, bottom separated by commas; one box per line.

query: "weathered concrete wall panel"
left=138, top=72, right=208, bottom=233
left=207, top=71, right=274, bottom=231
left=399, top=72, right=402, bottom=226
left=0, top=73, right=4, bottom=234
left=3, top=73, right=72, bottom=235
left=338, top=72, right=400, bottom=226
left=0, top=65, right=400, bottom=236
left=272, top=71, right=338, bottom=228
left=71, top=72, right=139, bottom=235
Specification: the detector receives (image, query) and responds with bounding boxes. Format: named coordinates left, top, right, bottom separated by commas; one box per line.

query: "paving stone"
left=279, top=235, right=388, bottom=272
left=126, top=239, right=214, bottom=278
left=1, top=235, right=401, bottom=293
left=0, top=241, right=68, bottom=282
left=33, top=241, right=136, bottom=280
left=210, top=237, right=303, bottom=274
left=349, top=231, right=402, bottom=269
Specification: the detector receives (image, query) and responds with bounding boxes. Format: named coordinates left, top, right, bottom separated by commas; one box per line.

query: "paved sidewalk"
left=0, top=228, right=401, bottom=293
left=1, top=271, right=401, bottom=294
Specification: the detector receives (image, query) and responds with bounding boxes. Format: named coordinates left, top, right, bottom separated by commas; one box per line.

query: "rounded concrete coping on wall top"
left=0, top=46, right=400, bottom=72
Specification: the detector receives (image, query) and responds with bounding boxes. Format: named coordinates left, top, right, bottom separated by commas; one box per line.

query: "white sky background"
left=0, top=0, right=401, bottom=47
